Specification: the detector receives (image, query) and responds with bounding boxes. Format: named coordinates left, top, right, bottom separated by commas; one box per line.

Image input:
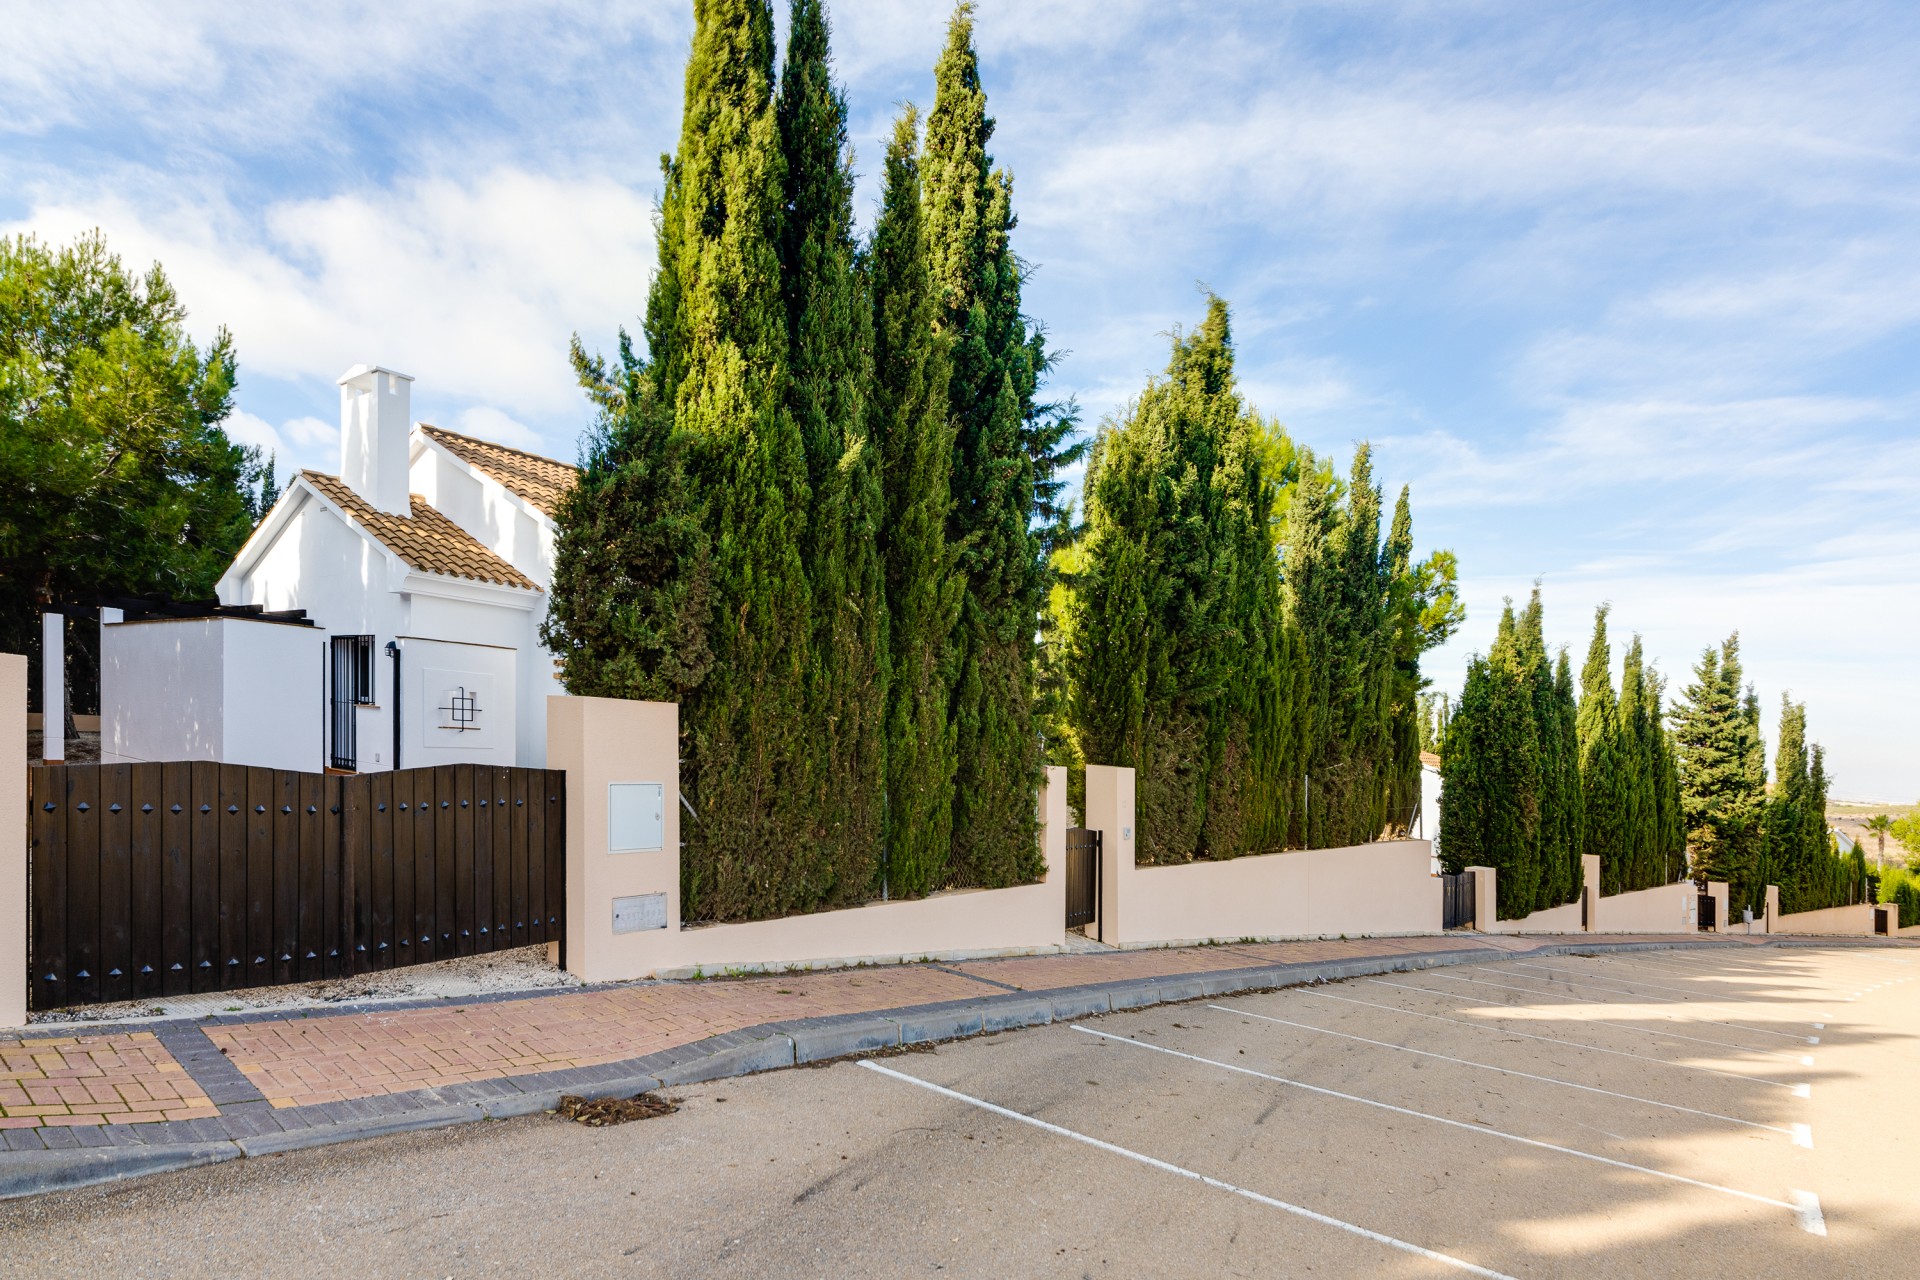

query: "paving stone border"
left=0, top=933, right=1907, bottom=1201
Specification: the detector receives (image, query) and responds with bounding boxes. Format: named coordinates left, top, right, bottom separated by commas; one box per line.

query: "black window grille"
left=330, top=635, right=375, bottom=770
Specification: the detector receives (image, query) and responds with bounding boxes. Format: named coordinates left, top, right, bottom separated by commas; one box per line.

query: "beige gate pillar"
left=1763, top=884, right=1779, bottom=934
left=1467, top=866, right=1498, bottom=932
left=1085, top=764, right=1135, bottom=945
left=1580, top=854, right=1601, bottom=930
left=547, top=695, right=680, bottom=983
left=1038, top=765, right=1068, bottom=893
left=3, top=654, right=26, bottom=1027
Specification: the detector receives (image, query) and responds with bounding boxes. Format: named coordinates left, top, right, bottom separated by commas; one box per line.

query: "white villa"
left=100, top=364, right=576, bottom=773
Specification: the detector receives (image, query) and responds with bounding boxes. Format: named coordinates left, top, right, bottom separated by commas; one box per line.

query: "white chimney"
left=337, top=364, right=416, bottom=517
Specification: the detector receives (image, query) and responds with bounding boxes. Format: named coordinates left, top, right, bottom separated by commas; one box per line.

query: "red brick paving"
left=0, top=1032, right=216, bottom=1129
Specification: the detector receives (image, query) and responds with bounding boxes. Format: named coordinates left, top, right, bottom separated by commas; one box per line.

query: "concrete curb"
left=2, top=933, right=1904, bottom=1201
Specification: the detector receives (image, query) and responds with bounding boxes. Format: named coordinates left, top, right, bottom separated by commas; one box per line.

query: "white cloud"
left=222, top=409, right=282, bottom=454
left=453, top=406, right=547, bottom=454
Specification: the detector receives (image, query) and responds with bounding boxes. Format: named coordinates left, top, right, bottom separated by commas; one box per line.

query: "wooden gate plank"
left=160, top=763, right=193, bottom=996
left=128, top=762, right=164, bottom=1000
left=526, top=767, right=546, bottom=947
left=244, top=768, right=275, bottom=987
left=322, top=776, right=343, bottom=979
left=343, top=774, right=371, bottom=974
left=509, top=768, right=530, bottom=948
left=189, top=762, right=220, bottom=994
left=545, top=769, right=565, bottom=953
left=434, top=765, right=457, bottom=959
left=393, top=770, right=418, bottom=966
left=489, top=768, right=512, bottom=951
left=97, top=763, right=133, bottom=1004
left=468, top=766, right=490, bottom=954
left=296, top=771, right=325, bottom=982
left=217, top=764, right=248, bottom=990
left=414, top=767, right=439, bottom=963
left=369, top=772, right=394, bottom=971
left=65, top=763, right=102, bottom=1006
left=272, top=771, right=300, bottom=985
left=28, top=767, right=66, bottom=1010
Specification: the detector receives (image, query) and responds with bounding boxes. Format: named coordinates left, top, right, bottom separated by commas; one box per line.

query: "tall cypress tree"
left=1578, top=607, right=1630, bottom=894
left=1672, top=634, right=1769, bottom=903
left=1063, top=296, right=1283, bottom=863
left=1616, top=635, right=1655, bottom=891
left=1282, top=457, right=1341, bottom=848
left=645, top=0, right=820, bottom=921
left=924, top=3, right=1044, bottom=885
left=1439, top=603, right=1542, bottom=917
left=866, top=105, right=964, bottom=896
left=777, top=0, right=886, bottom=900
left=1517, top=589, right=1576, bottom=909
left=1645, top=665, right=1685, bottom=885
left=1552, top=647, right=1586, bottom=903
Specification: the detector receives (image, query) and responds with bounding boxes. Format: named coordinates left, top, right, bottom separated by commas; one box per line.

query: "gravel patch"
left=28, top=945, right=580, bottom=1026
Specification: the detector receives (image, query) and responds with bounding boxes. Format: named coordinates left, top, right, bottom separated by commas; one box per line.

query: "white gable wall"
left=409, top=441, right=553, bottom=587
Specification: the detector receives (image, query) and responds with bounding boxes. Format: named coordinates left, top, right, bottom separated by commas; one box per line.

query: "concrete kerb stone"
left=889, top=1007, right=986, bottom=1045
left=652, top=1032, right=797, bottom=1086
left=778, top=1016, right=903, bottom=1065
left=0, top=1144, right=242, bottom=1201
left=234, top=1106, right=482, bottom=1158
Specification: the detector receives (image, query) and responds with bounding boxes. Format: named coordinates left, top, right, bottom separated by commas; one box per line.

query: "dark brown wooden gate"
left=1065, top=827, right=1101, bottom=931
left=1441, top=871, right=1476, bottom=930
left=1697, top=890, right=1716, bottom=932
left=27, top=762, right=565, bottom=1010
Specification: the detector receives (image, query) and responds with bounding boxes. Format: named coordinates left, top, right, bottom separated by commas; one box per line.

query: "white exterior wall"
left=410, top=441, right=554, bottom=587
left=221, top=487, right=410, bottom=771
left=102, top=617, right=323, bottom=772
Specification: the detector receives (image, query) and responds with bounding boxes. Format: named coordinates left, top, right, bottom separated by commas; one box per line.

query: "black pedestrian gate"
left=1065, top=827, right=1101, bottom=931
left=1441, top=871, right=1476, bottom=930
left=1697, top=890, right=1716, bottom=932
left=1875, top=907, right=1890, bottom=936
left=28, top=761, right=565, bottom=1010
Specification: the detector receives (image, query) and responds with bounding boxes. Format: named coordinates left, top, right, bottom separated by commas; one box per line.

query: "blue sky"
left=5, top=1, right=1916, bottom=800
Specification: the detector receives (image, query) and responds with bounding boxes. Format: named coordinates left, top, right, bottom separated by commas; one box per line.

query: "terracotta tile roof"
left=1419, top=751, right=1443, bottom=769
left=300, top=471, right=540, bottom=592
left=418, top=425, right=576, bottom=517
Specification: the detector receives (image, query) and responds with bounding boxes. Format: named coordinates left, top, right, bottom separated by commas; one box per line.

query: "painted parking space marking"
left=1337, top=983, right=1812, bottom=1094
left=1416, top=971, right=1816, bottom=1061
left=1466, top=965, right=1821, bottom=1043
left=1504, top=960, right=1825, bottom=1026
left=1205, top=1003, right=1809, bottom=1144
left=1074, top=1026, right=1825, bottom=1234
left=858, top=1060, right=1518, bottom=1279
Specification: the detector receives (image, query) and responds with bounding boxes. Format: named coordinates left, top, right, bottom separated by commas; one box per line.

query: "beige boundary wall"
left=550, top=694, right=1069, bottom=982
left=2, top=655, right=24, bottom=1027
left=1474, top=856, right=1721, bottom=934
left=1084, top=763, right=1442, bottom=946
left=1775, top=902, right=1897, bottom=937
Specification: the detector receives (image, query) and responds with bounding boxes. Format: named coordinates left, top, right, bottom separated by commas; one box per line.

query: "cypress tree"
left=1616, top=636, right=1656, bottom=891
left=1552, top=647, right=1586, bottom=904
left=866, top=105, right=964, bottom=896
left=1439, top=603, right=1542, bottom=917
left=1645, top=665, right=1685, bottom=885
left=1383, top=489, right=1423, bottom=834
left=1672, top=634, right=1769, bottom=901
left=924, top=3, right=1044, bottom=885
left=777, top=0, right=887, bottom=899
left=1516, top=589, right=1578, bottom=909
left=1577, top=607, right=1629, bottom=894
left=1063, top=296, right=1283, bottom=863
left=1281, top=457, right=1340, bottom=848
left=647, top=0, right=819, bottom=920
left=1329, top=446, right=1393, bottom=844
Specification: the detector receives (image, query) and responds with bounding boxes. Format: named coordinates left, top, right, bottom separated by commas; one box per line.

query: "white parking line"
left=1472, top=965, right=1820, bottom=1043
left=1075, top=1026, right=1823, bottom=1234
left=1338, top=983, right=1812, bottom=1094
left=1418, top=971, right=1814, bottom=1061
left=1206, top=1004, right=1809, bottom=1145
left=1506, top=960, right=1821, bottom=1020
left=858, top=1060, right=1519, bottom=1279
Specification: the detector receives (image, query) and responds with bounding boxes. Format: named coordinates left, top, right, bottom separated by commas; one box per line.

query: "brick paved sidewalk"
left=1, top=928, right=1884, bottom=1197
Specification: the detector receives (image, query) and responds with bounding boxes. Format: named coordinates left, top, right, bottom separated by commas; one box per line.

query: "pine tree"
left=866, top=104, right=964, bottom=896
left=1672, top=634, right=1769, bottom=904
left=924, top=3, right=1044, bottom=885
left=1577, top=607, right=1630, bottom=894
left=1063, top=296, right=1285, bottom=863
left=777, top=0, right=887, bottom=899
left=256, top=451, right=280, bottom=518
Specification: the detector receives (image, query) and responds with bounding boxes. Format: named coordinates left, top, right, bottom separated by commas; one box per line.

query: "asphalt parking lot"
left=3, top=946, right=1914, bottom=1277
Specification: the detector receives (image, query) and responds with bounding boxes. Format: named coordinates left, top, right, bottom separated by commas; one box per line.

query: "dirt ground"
left=2, top=946, right=1913, bottom=1278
